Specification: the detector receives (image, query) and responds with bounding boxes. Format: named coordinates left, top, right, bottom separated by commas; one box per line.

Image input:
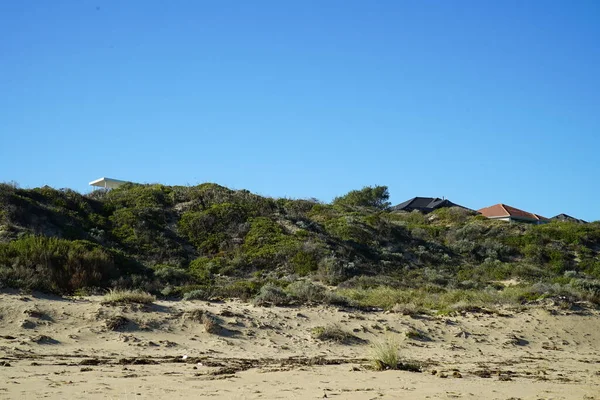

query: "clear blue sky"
left=1, top=1, right=599, bottom=221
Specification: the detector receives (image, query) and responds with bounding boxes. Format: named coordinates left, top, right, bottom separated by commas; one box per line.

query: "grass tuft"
left=105, top=315, right=130, bottom=330
left=311, top=324, right=362, bottom=344
left=405, top=328, right=430, bottom=341
left=102, top=289, right=155, bottom=305
left=183, top=309, right=204, bottom=323
left=370, top=336, right=400, bottom=370
left=391, top=302, right=429, bottom=316
left=201, top=313, right=220, bottom=334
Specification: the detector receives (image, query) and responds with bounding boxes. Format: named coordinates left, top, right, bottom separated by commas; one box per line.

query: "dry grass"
left=405, top=328, right=430, bottom=341
left=201, top=313, right=220, bottom=334
left=369, top=335, right=422, bottom=372
left=104, top=315, right=130, bottom=331
left=101, top=289, right=155, bottom=305
left=391, top=302, right=429, bottom=316
left=370, top=336, right=400, bottom=370
left=339, top=286, right=531, bottom=312
left=183, top=309, right=204, bottom=323
left=311, top=324, right=361, bottom=344
left=182, top=309, right=221, bottom=334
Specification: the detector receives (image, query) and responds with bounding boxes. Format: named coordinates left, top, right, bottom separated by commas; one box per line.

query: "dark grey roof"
left=429, top=198, right=451, bottom=208
left=390, top=197, right=470, bottom=213
left=391, top=197, right=435, bottom=211
left=411, top=197, right=440, bottom=208
left=551, top=214, right=587, bottom=224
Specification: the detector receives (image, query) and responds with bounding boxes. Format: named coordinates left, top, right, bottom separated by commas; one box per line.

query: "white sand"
left=0, top=291, right=598, bottom=399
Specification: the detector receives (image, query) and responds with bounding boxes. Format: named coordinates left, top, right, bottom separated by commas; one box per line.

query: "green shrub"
left=430, top=207, right=474, bottom=224
left=339, top=286, right=417, bottom=310
left=107, top=202, right=185, bottom=263
left=253, top=283, right=290, bottom=306
left=287, top=280, right=350, bottom=305
left=532, top=221, right=600, bottom=246
left=179, top=203, right=248, bottom=254
left=242, top=217, right=300, bottom=266
left=153, top=264, right=191, bottom=285
left=189, top=256, right=225, bottom=283
left=0, top=186, right=107, bottom=241
left=509, top=263, right=551, bottom=281
left=572, top=279, right=600, bottom=302
left=308, top=203, right=339, bottom=223
left=316, top=256, right=356, bottom=285
left=183, top=289, right=210, bottom=301
left=160, top=285, right=177, bottom=297
left=217, top=280, right=262, bottom=300
left=388, top=209, right=428, bottom=228
left=287, top=280, right=326, bottom=302
left=332, top=186, right=390, bottom=210
left=172, top=284, right=211, bottom=298
left=0, top=236, right=143, bottom=294
left=323, top=216, right=374, bottom=245
left=105, top=183, right=172, bottom=209
left=291, top=250, right=319, bottom=276
left=278, top=198, right=318, bottom=220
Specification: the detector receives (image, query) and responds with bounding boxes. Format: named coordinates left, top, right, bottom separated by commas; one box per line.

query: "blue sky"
left=1, top=1, right=599, bottom=221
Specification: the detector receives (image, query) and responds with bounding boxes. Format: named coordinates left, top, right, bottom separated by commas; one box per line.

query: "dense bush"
left=179, top=203, right=248, bottom=254
left=183, top=289, right=210, bottom=301
left=242, top=217, right=301, bottom=268
left=332, top=185, right=390, bottom=209
left=324, top=216, right=376, bottom=245
left=0, top=236, right=145, bottom=294
left=152, top=264, right=191, bottom=285
left=253, top=283, right=290, bottom=306
left=286, top=280, right=350, bottom=305
left=1, top=183, right=599, bottom=308
left=189, top=256, right=224, bottom=283
left=217, top=280, right=263, bottom=300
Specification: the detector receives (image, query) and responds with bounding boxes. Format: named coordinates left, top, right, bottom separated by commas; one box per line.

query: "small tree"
left=332, top=186, right=390, bottom=210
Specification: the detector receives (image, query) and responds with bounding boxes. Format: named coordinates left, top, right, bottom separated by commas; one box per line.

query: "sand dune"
left=0, top=290, right=599, bottom=399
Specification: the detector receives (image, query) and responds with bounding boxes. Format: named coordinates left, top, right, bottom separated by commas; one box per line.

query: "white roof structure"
left=89, top=177, right=128, bottom=189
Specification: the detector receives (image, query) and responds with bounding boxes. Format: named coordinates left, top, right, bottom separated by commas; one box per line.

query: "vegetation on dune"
left=102, top=289, right=156, bottom=305
left=253, top=283, right=291, bottom=306
left=0, top=181, right=599, bottom=310
left=0, top=236, right=146, bottom=294
left=332, top=185, right=391, bottom=210
left=311, top=324, right=360, bottom=344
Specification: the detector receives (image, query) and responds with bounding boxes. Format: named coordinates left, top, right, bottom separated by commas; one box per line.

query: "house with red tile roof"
left=478, top=204, right=550, bottom=225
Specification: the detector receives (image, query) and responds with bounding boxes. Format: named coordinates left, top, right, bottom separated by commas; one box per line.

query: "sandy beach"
left=0, top=291, right=598, bottom=399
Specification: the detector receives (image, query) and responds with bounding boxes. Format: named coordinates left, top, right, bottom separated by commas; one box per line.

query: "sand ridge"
left=0, top=291, right=599, bottom=399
